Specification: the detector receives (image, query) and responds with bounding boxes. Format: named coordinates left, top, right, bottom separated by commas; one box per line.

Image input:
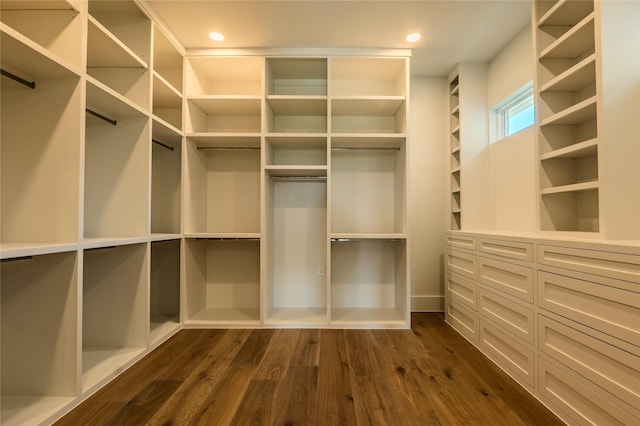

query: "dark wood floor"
left=56, top=313, right=563, bottom=425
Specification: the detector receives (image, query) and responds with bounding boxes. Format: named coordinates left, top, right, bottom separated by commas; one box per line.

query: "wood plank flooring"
left=55, top=314, right=564, bottom=425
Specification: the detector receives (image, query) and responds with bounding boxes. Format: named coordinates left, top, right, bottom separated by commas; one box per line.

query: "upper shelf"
left=1, top=0, right=78, bottom=11
left=538, top=0, right=594, bottom=27
left=539, top=13, right=595, bottom=59
left=540, top=54, right=596, bottom=92
left=87, top=16, right=148, bottom=68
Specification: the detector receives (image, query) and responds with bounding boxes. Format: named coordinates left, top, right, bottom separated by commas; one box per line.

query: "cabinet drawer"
left=538, top=355, right=639, bottom=425
left=479, top=318, right=535, bottom=390
left=538, top=270, right=640, bottom=347
left=446, top=233, right=476, bottom=250
left=538, top=315, right=640, bottom=409
left=479, top=287, right=534, bottom=345
left=478, top=238, right=533, bottom=263
left=478, top=257, right=534, bottom=303
left=446, top=271, right=477, bottom=312
left=445, top=298, right=478, bottom=344
left=445, top=249, right=476, bottom=280
left=537, top=244, right=640, bottom=283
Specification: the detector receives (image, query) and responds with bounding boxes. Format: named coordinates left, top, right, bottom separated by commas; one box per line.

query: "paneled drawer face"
left=479, top=318, right=535, bottom=389
left=538, top=355, right=639, bottom=425
left=537, top=244, right=640, bottom=283
left=478, top=238, right=533, bottom=263
left=446, top=234, right=476, bottom=250
left=479, top=288, right=534, bottom=345
left=478, top=257, right=534, bottom=303
left=445, top=249, right=476, bottom=280
left=538, top=271, right=640, bottom=347
left=446, top=271, right=477, bottom=312
left=445, top=299, right=478, bottom=344
left=538, top=315, right=640, bottom=409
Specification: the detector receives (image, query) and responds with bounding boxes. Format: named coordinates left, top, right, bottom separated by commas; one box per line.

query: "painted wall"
left=409, top=77, right=448, bottom=311
left=486, top=24, right=537, bottom=232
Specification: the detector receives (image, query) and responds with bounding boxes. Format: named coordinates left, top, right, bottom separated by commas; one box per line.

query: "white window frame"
left=492, top=81, right=534, bottom=141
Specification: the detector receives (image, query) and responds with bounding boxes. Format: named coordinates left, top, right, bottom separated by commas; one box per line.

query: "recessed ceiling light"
left=406, top=33, right=421, bottom=42
left=209, top=32, right=224, bottom=41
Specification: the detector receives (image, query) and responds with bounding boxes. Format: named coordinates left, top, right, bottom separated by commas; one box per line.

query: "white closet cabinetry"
left=1, top=1, right=183, bottom=424
left=183, top=54, right=410, bottom=328
left=533, top=0, right=639, bottom=237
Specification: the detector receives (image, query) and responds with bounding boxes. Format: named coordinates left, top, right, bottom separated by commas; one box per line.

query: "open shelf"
left=1, top=252, right=78, bottom=426
left=266, top=57, right=327, bottom=95
left=540, top=138, right=598, bottom=161
left=265, top=136, right=327, bottom=166
left=186, top=96, right=261, bottom=133
left=331, top=57, right=406, bottom=97
left=184, top=238, right=260, bottom=325
left=150, top=240, right=181, bottom=344
left=331, top=97, right=406, bottom=134
left=265, top=177, right=327, bottom=325
left=152, top=24, right=183, bottom=95
left=540, top=188, right=599, bottom=232
left=187, top=56, right=262, bottom=96
left=82, top=243, right=148, bottom=393
left=84, top=81, right=150, bottom=240
left=184, top=138, right=261, bottom=234
left=539, top=13, right=595, bottom=59
left=539, top=53, right=596, bottom=92
left=1, top=28, right=82, bottom=252
left=153, top=73, right=182, bottom=130
left=330, top=239, right=407, bottom=326
left=540, top=95, right=596, bottom=126
left=152, top=120, right=182, bottom=235
left=0, top=0, right=82, bottom=70
left=86, top=8, right=151, bottom=111
left=265, top=96, right=327, bottom=133
left=331, top=143, right=406, bottom=234
left=537, top=0, right=594, bottom=27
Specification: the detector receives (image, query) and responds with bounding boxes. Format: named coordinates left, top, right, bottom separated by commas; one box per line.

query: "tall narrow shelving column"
left=183, top=56, right=263, bottom=326
left=534, top=0, right=600, bottom=233
left=448, top=73, right=462, bottom=229
left=263, top=57, right=329, bottom=326
left=1, top=1, right=84, bottom=424
left=330, top=57, right=409, bottom=327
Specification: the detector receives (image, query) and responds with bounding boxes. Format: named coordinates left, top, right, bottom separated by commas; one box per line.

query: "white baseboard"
left=411, top=295, right=444, bottom=312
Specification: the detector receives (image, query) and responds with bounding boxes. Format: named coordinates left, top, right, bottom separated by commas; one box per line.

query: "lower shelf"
left=81, top=347, right=145, bottom=393
left=1, top=396, right=75, bottom=426
left=150, top=315, right=181, bottom=344
left=330, top=307, right=405, bottom=325
left=265, top=307, right=328, bottom=325
left=185, top=307, right=260, bottom=325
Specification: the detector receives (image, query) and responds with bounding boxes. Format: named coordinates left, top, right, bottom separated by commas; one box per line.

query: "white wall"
left=486, top=24, right=537, bottom=232
left=409, top=77, right=448, bottom=311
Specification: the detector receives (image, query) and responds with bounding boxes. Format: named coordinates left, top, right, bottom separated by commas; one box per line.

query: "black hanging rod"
left=1, top=255, right=33, bottom=263
left=331, top=147, right=400, bottom=151
left=195, top=237, right=260, bottom=242
left=86, top=109, right=117, bottom=125
left=1, top=68, right=36, bottom=89
left=153, top=139, right=174, bottom=151
left=197, top=146, right=259, bottom=151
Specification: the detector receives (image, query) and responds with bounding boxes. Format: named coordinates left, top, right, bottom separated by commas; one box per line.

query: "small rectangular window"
left=492, top=82, right=534, bottom=141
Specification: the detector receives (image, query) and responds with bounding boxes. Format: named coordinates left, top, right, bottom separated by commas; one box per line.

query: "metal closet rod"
left=1, top=68, right=36, bottom=89
left=331, top=238, right=405, bottom=242
left=1, top=256, right=33, bottom=263
left=270, top=175, right=327, bottom=181
left=195, top=237, right=260, bottom=241
left=331, top=147, right=400, bottom=151
left=197, top=146, right=259, bottom=151
left=153, top=139, right=174, bottom=151
left=86, top=109, right=117, bottom=125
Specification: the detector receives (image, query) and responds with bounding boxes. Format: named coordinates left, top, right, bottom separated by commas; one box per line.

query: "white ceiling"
left=141, top=0, right=532, bottom=77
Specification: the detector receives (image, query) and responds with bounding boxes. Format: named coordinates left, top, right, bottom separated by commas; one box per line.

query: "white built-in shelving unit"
left=1, top=0, right=410, bottom=422
left=448, top=73, right=462, bottom=229
left=0, top=1, right=183, bottom=424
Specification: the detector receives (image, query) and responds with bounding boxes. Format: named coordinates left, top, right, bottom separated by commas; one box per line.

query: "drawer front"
left=446, top=249, right=476, bottom=280
left=479, top=318, right=535, bottom=390
left=446, top=233, right=476, bottom=250
left=538, top=270, right=640, bottom=347
left=538, top=355, right=639, bottom=425
left=445, top=298, right=478, bottom=344
left=478, top=257, right=534, bottom=303
left=446, top=271, right=477, bottom=312
left=538, top=315, right=640, bottom=409
left=478, top=238, right=533, bottom=263
left=537, top=244, right=640, bottom=283
left=479, top=287, right=534, bottom=345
